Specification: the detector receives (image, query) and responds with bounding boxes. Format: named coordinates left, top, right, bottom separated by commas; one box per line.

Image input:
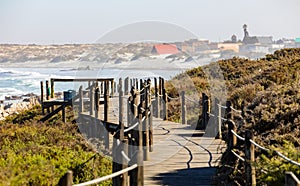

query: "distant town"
left=0, top=24, right=299, bottom=67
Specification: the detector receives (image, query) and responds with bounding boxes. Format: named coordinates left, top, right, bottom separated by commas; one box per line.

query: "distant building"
left=151, top=44, right=179, bottom=55
left=239, top=44, right=270, bottom=53
left=176, top=39, right=210, bottom=53
left=218, top=43, right=241, bottom=53
left=243, top=36, right=273, bottom=45
left=240, top=24, right=273, bottom=54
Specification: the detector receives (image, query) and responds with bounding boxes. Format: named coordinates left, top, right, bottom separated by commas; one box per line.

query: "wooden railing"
left=59, top=77, right=155, bottom=186
left=209, top=100, right=300, bottom=186
left=51, top=76, right=300, bottom=185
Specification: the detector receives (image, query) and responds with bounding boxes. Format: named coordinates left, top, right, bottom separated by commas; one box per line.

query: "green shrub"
left=0, top=106, right=112, bottom=185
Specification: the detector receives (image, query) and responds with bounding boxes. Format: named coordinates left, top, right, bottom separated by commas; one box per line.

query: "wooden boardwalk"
left=107, top=97, right=226, bottom=186
left=44, top=78, right=227, bottom=186
left=144, top=118, right=225, bottom=186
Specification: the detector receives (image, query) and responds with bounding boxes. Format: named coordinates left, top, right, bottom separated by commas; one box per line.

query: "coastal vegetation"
left=166, top=48, right=300, bottom=185
left=0, top=105, right=112, bottom=185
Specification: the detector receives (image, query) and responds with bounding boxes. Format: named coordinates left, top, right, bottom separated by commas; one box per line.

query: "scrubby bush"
left=0, top=106, right=112, bottom=185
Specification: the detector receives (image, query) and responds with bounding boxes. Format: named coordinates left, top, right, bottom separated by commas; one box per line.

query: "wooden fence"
left=58, top=77, right=155, bottom=186
left=210, top=100, right=300, bottom=186
left=45, top=77, right=300, bottom=186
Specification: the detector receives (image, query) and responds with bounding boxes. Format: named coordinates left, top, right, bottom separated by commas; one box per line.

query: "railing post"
left=201, top=93, right=209, bottom=129
left=45, top=80, right=50, bottom=113
left=79, top=86, right=84, bottom=113
left=241, top=100, right=245, bottom=118
left=226, top=100, right=233, bottom=120
left=159, top=77, right=163, bottom=119
left=125, top=77, right=129, bottom=95
left=133, top=89, right=139, bottom=119
left=162, top=78, right=168, bottom=120
left=138, top=112, right=144, bottom=185
left=110, top=80, right=114, bottom=96
left=90, top=85, right=95, bottom=116
left=40, top=81, right=44, bottom=114
left=112, top=137, right=121, bottom=186
left=215, top=98, right=222, bottom=139
left=50, top=79, right=54, bottom=98
left=285, top=172, right=300, bottom=186
left=46, top=80, right=50, bottom=100
left=119, top=78, right=124, bottom=141
left=104, top=81, right=109, bottom=150
left=181, top=91, right=186, bottom=124
left=122, top=139, right=129, bottom=186
left=58, top=171, right=73, bottom=186
left=245, top=130, right=256, bottom=186
left=154, top=77, right=160, bottom=118
left=227, top=120, right=236, bottom=151
left=95, top=85, right=100, bottom=119
left=149, top=104, right=153, bottom=152
left=143, top=80, right=150, bottom=161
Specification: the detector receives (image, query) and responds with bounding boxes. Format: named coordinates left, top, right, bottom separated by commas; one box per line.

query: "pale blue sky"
left=0, top=0, right=299, bottom=44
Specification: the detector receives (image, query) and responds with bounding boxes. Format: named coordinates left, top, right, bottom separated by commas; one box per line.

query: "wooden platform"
left=107, top=97, right=226, bottom=185
left=76, top=95, right=226, bottom=185
left=143, top=118, right=225, bottom=186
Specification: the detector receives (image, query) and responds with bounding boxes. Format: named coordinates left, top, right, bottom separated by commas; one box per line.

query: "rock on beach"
left=0, top=95, right=39, bottom=121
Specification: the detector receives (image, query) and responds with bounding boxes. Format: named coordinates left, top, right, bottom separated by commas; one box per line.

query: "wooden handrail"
left=72, top=164, right=138, bottom=186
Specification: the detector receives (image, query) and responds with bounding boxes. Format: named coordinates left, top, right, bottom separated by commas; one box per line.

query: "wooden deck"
left=107, top=97, right=226, bottom=186
left=143, top=118, right=225, bottom=186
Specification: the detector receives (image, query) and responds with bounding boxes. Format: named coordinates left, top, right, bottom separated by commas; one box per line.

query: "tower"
left=243, top=24, right=249, bottom=38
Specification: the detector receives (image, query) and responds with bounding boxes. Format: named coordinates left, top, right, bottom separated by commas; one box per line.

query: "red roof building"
left=151, top=44, right=179, bottom=55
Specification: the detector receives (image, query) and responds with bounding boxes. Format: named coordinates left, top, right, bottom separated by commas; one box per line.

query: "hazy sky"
left=0, top=0, right=299, bottom=44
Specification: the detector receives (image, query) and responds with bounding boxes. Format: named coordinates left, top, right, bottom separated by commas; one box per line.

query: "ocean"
left=0, top=67, right=183, bottom=101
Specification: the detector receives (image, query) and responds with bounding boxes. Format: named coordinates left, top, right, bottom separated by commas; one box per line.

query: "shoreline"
left=0, top=94, right=40, bottom=121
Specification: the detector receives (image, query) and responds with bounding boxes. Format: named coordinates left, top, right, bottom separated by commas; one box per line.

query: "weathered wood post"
left=95, top=85, right=100, bottom=119
left=154, top=78, right=159, bottom=118
left=46, top=80, right=50, bottom=100
left=149, top=103, right=153, bottom=152
left=130, top=110, right=144, bottom=186
left=112, top=137, right=121, bottom=186
left=112, top=81, right=126, bottom=186
left=226, top=100, right=233, bottom=120
left=227, top=120, right=237, bottom=151
left=215, top=98, right=222, bottom=139
left=136, top=78, right=139, bottom=90
left=125, top=77, right=129, bottom=95
left=40, top=81, right=44, bottom=114
left=50, top=79, right=54, bottom=98
left=119, top=78, right=124, bottom=140
left=162, top=78, right=168, bottom=120
left=100, top=82, right=104, bottom=95
left=159, top=77, right=163, bottom=119
left=245, top=130, right=256, bottom=186
left=137, top=112, right=144, bottom=185
left=143, top=80, right=150, bottom=161
left=104, top=81, right=110, bottom=149
left=59, top=171, right=73, bottom=186
left=45, top=80, right=50, bottom=113
left=111, top=80, right=114, bottom=96
left=95, top=84, right=103, bottom=139
left=241, top=100, right=245, bottom=118
left=122, top=139, right=129, bottom=186
left=79, top=86, right=84, bottom=113
left=90, top=85, right=95, bottom=116
left=285, top=172, right=300, bottom=186
left=181, top=91, right=187, bottom=125
left=201, top=93, right=209, bottom=129
left=133, top=89, right=139, bottom=119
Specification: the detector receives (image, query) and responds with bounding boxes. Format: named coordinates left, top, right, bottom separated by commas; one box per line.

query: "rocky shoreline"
left=0, top=94, right=40, bottom=121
